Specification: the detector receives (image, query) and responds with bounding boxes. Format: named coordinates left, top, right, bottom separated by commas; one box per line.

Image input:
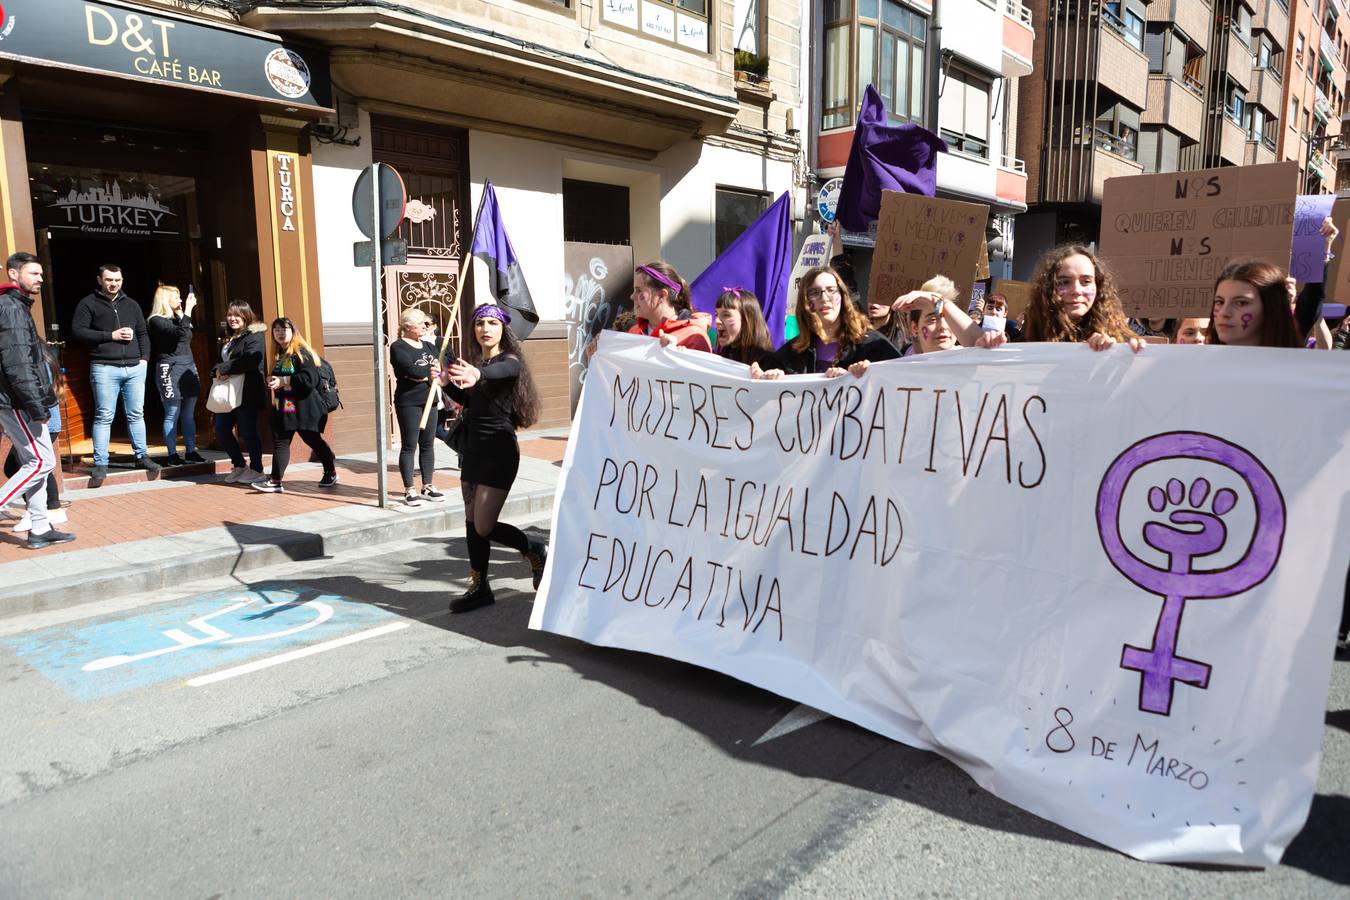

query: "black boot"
left=522, top=540, right=548, bottom=590
left=450, top=569, right=494, bottom=613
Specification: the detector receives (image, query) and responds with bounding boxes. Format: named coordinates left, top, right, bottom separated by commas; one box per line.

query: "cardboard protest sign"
left=992, top=278, right=1034, bottom=321
left=976, top=239, right=991, bottom=280
left=1290, top=194, right=1336, bottom=283
left=1324, top=197, right=1350, bottom=302
left=789, top=233, right=832, bottom=293
left=867, top=190, right=990, bottom=308
left=1099, top=162, right=1298, bottom=318
left=535, top=333, right=1350, bottom=867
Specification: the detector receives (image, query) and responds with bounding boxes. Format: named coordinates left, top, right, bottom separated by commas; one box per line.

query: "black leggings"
left=4, top=446, right=58, bottom=509
left=270, top=428, right=336, bottom=482
left=395, top=403, right=436, bottom=489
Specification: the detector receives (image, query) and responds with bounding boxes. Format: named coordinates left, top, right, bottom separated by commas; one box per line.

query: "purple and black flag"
left=471, top=181, right=539, bottom=339
left=690, top=191, right=794, bottom=345
left=833, top=84, right=947, bottom=233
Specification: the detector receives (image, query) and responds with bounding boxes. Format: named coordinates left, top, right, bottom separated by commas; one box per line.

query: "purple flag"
left=834, top=84, right=947, bottom=233
left=691, top=192, right=794, bottom=344
left=470, top=182, right=539, bottom=339
left=1290, top=194, right=1335, bottom=284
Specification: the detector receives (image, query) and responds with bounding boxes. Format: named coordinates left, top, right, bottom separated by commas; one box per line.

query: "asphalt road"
left=1, top=515, right=1347, bottom=898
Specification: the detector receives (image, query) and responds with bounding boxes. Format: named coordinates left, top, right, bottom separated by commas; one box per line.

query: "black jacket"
left=269, top=351, right=329, bottom=432
left=213, top=325, right=268, bottom=410
left=71, top=291, right=150, bottom=366
left=0, top=285, right=57, bottom=420
left=760, top=329, right=901, bottom=375
left=148, top=313, right=195, bottom=360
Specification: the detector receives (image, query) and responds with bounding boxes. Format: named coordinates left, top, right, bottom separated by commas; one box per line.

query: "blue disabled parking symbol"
left=4, top=585, right=404, bottom=701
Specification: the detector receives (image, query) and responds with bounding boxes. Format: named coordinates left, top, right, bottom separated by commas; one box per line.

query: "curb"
left=0, top=484, right=557, bottom=621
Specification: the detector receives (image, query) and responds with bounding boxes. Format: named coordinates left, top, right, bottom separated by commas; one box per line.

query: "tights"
left=462, top=481, right=529, bottom=573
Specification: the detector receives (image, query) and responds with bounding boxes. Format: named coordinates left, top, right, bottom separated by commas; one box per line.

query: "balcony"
left=1090, top=145, right=1144, bottom=203
left=1253, top=0, right=1289, bottom=46
left=1098, top=18, right=1150, bottom=108
left=1244, top=140, right=1277, bottom=165
left=1226, top=30, right=1254, bottom=90
left=1321, top=27, right=1339, bottom=70
left=1311, top=147, right=1331, bottom=173
left=1142, top=75, right=1205, bottom=142
left=1149, top=0, right=1213, bottom=53
left=1316, top=84, right=1334, bottom=122
left=1220, top=116, right=1246, bottom=164
left=241, top=4, right=739, bottom=159
left=997, top=153, right=1028, bottom=207
left=1002, top=0, right=1035, bottom=77
left=1252, top=68, right=1283, bottom=117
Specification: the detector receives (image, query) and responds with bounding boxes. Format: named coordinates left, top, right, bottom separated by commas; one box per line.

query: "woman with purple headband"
left=628, top=260, right=713, bottom=352
left=438, top=303, right=546, bottom=613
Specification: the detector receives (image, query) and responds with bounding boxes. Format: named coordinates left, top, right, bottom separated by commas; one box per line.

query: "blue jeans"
left=163, top=395, right=198, bottom=455
left=90, top=361, right=148, bottom=467
left=214, top=408, right=263, bottom=471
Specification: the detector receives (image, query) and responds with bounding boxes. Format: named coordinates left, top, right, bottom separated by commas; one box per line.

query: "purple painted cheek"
left=1240, top=313, right=1254, bottom=331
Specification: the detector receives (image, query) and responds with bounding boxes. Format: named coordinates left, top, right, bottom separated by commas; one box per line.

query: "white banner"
left=530, top=333, right=1350, bottom=866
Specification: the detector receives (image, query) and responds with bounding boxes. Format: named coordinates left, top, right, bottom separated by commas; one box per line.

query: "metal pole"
left=370, top=163, right=389, bottom=509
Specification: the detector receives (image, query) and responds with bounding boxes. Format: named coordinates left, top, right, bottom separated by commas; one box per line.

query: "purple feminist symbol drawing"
left=1096, top=432, right=1285, bottom=716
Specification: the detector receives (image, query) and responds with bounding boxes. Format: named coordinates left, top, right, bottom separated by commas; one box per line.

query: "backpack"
left=316, top=358, right=342, bottom=413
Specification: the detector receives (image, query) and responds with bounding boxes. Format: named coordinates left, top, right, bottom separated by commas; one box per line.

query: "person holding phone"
left=390, top=309, right=446, bottom=505
left=147, top=284, right=203, bottom=465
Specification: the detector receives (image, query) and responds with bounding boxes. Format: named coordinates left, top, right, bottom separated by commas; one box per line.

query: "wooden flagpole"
left=418, top=187, right=488, bottom=431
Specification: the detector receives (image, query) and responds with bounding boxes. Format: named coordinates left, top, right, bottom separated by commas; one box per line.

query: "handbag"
left=206, top=374, right=244, bottom=414
left=444, top=412, right=469, bottom=455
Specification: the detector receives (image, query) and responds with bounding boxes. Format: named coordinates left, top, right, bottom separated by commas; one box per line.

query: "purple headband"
left=472, top=304, right=512, bottom=325
left=721, top=287, right=745, bottom=301
left=636, top=264, right=682, bottom=296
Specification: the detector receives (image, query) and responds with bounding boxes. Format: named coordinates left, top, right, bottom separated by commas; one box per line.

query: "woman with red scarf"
left=627, top=261, right=713, bottom=352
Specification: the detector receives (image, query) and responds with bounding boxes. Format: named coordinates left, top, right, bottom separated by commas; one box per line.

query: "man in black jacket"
left=0, top=252, right=75, bottom=548
left=70, top=263, right=159, bottom=488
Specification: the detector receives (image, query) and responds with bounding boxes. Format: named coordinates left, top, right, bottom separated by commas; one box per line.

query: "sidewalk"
left=0, top=431, right=570, bottom=619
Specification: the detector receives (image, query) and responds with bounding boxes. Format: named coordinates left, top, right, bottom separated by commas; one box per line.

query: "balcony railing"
left=1092, top=127, right=1137, bottom=160
left=1321, top=28, right=1339, bottom=67
left=1182, top=72, right=1204, bottom=96
left=999, top=153, right=1027, bottom=172
left=1005, top=0, right=1032, bottom=26
left=1311, top=147, right=1329, bottom=170
left=1316, top=85, right=1334, bottom=120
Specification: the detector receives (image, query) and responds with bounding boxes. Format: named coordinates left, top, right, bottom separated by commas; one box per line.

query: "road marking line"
left=186, top=622, right=411, bottom=687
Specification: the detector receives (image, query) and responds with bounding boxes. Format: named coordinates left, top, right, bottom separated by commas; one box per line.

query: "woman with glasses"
left=752, top=266, right=899, bottom=379
left=627, top=260, right=713, bottom=352
left=390, top=308, right=445, bottom=505
left=251, top=317, right=338, bottom=494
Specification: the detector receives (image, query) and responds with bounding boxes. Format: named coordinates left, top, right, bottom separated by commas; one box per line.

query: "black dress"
left=443, top=354, right=521, bottom=490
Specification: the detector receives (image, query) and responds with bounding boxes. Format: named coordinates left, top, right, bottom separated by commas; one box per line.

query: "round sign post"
left=351, top=163, right=407, bottom=508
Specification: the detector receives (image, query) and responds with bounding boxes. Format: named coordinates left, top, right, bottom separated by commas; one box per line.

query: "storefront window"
left=601, top=0, right=710, bottom=52
left=715, top=187, right=769, bottom=256
left=31, top=165, right=196, bottom=242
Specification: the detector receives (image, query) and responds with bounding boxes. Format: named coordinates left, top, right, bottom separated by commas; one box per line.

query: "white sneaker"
left=223, top=466, right=249, bottom=483
left=11, top=513, right=31, bottom=533
left=47, top=507, right=67, bottom=526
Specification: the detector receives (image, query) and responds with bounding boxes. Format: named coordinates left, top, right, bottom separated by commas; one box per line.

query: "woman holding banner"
left=1211, top=219, right=1341, bottom=348
left=752, top=266, right=899, bottom=378
left=1023, top=246, right=1143, bottom=351
left=440, top=304, right=547, bottom=614
left=714, top=289, right=773, bottom=365
left=629, top=261, right=713, bottom=352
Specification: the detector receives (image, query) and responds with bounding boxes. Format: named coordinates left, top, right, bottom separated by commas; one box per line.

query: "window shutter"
left=1144, top=30, right=1166, bottom=72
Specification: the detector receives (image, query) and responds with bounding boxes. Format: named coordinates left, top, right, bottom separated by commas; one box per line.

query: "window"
left=1292, top=95, right=1300, bottom=123
left=1093, top=102, right=1139, bottom=160
left=1232, top=5, right=1253, bottom=45
left=821, top=0, right=928, bottom=129
left=600, top=0, right=710, bottom=53
left=1256, top=33, right=1283, bottom=78
left=1104, top=1, right=1144, bottom=50
left=1247, top=106, right=1277, bottom=149
left=1136, top=126, right=1181, bottom=174
left=1226, top=84, right=1246, bottom=123
left=715, top=188, right=769, bottom=256
left=938, top=65, right=991, bottom=158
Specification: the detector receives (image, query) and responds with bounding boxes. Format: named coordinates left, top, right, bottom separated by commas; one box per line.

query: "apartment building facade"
left=1014, top=0, right=1350, bottom=275
left=810, top=0, right=1035, bottom=289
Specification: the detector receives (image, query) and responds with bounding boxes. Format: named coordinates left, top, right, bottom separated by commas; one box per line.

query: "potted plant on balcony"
left=734, top=50, right=770, bottom=89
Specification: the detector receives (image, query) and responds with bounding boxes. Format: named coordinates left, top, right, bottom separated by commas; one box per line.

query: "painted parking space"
left=3, top=585, right=407, bottom=701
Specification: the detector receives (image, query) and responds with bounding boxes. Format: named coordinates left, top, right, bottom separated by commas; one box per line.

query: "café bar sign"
left=0, top=0, right=330, bottom=109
